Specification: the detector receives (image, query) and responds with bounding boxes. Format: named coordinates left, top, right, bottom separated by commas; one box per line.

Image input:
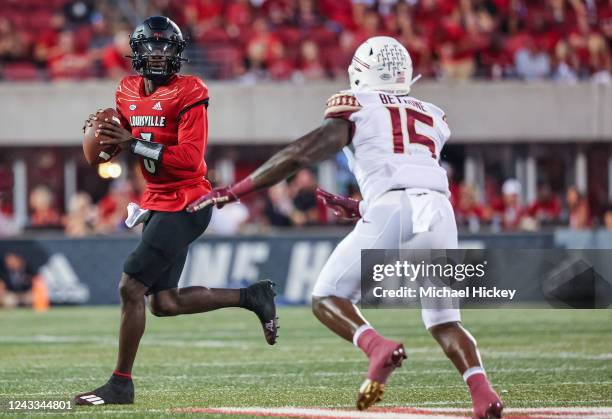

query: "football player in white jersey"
left=188, top=37, right=503, bottom=418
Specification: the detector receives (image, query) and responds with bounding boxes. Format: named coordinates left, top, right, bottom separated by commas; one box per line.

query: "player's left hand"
left=82, top=109, right=104, bottom=133
left=187, top=187, right=238, bottom=212
left=316, top=187, right=361, bottom=220
left=97, top=119, right=134, bottom=149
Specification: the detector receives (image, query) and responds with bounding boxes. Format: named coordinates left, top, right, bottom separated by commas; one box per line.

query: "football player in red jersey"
left=74, top=16, right=277, bottom=406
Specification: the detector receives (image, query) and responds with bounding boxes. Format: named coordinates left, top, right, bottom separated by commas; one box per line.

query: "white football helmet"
left=348, top=36, right=419, bottom=94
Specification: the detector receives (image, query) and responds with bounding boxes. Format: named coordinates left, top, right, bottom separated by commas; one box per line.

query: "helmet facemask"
left=130, top=38, right=185, bottom=84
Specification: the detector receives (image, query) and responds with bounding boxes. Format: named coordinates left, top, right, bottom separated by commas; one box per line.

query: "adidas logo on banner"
left=39, top=253, right=89, bottom=304
left=152, top=101, right=162, bottom=111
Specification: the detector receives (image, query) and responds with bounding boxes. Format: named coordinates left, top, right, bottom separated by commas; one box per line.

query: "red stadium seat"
left=276, top=27, right=301, bottom=47
left=199, top=28, right=231, bottom=43
left=26, top=11, right=54, bottom=31
left=201, top=43, right=241, bottom=80
left=2, top=62, right=40, bottom=81
left=309, top=27, right=336, bottom=45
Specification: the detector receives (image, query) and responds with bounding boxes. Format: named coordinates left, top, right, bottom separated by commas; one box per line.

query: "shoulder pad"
left=178, top=76, right=209, bottom=112
left=324, top=91, right=362, bottom=119
left=116, top=76, right=141, bottom=101
left=423, top=101, right=446, bottom=120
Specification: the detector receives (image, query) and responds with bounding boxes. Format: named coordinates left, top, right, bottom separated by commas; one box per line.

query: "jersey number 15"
left=388, top=107, right=437, bottom=159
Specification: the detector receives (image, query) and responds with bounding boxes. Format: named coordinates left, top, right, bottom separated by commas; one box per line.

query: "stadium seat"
left=2, top=62, right=40, bottom=81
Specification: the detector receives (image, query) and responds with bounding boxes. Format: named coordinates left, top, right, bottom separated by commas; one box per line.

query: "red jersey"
left=115, top=74, right=212, bottom=212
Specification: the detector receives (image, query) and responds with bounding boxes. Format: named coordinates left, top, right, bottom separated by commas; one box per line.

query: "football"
left=82, top=108, right=123, bottom=166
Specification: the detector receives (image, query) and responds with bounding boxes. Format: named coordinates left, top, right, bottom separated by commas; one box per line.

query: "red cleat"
left=467, top=373, right=504, bottom=418
left=356, top=335, right=406, bottom=410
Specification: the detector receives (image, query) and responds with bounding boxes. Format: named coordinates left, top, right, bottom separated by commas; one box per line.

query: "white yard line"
left=5, top=403, right=612, bottom=418
left=176, top=406, right=612, bottom=419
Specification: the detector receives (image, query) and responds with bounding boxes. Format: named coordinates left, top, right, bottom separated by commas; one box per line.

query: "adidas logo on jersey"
left=152, top=101, right=162, bottom=111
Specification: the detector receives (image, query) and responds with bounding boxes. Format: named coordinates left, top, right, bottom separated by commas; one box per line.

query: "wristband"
left=131, top=139, right=163, bottom=162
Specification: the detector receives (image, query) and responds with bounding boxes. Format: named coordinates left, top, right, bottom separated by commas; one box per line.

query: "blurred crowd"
left=0, top=252, right=33, bottom=308
left=1, top=164, right=612, bottom=237
left=450, top=178, right=600, bottom=231
left=1, top=0, right=611, bottom=82
left=0, top=250, right=50, bottom=310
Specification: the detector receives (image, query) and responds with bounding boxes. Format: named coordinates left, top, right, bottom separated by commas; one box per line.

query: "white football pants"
left=312, top=189, right=461, bottom=329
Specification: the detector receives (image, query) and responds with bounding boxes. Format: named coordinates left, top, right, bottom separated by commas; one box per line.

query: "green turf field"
left=1, top=307, right=611, bottom=418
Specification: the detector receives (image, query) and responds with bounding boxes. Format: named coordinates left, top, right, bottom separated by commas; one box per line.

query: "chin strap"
left=364, top=74, right=423, bottom=95
left=409, top=74, right=422, bottom=86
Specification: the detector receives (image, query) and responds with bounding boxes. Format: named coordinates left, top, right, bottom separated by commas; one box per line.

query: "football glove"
left=316, top=187, right=361, bottom=220
left=187, top=178, right=255, bottom=212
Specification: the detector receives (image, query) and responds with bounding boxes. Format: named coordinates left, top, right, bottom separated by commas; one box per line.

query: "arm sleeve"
left=161, top=103, right=208, bottom=172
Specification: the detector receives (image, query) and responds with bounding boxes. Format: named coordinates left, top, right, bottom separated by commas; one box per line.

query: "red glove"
left=187, top=178, right=255, bottom=212
left=316, top=187, right=361, bottom=220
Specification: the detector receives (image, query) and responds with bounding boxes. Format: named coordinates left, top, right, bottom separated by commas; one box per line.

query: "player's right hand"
left=316, top=187, right=361, bottom=220
left=186, top=187, right=237, bottom=213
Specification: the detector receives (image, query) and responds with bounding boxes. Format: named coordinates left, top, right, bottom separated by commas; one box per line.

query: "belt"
left=390, top=187, right=428, bottom=196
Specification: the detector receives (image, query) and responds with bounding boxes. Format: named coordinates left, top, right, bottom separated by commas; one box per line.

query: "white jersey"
left=324, top=90, right=450, bottom=205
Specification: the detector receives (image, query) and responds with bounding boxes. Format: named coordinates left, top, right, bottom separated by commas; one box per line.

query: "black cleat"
left=242, top=280, right=278, bottom=345
left=74, top=376, right=134, bottom=406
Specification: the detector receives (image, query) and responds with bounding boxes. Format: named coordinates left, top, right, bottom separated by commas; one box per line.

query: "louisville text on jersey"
left=130, top=115, right=167, bottom=127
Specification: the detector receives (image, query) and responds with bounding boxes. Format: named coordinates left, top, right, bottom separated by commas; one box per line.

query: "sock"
left=465, top=369, right=490, bottom=394
left=239, top=288, right=249, bottom=309
left=356, top=327, right=384, bottom=358
left=111, top=370, right=132, bottom=384
left=463, top=366, right=486, bottom=383
left=353, top=324, right=373, bottom=347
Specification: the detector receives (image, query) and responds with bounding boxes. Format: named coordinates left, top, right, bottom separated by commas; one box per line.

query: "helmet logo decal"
left=376, top=44, right=408, bottom=74
left=349, top=37, right=413, bottom=92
